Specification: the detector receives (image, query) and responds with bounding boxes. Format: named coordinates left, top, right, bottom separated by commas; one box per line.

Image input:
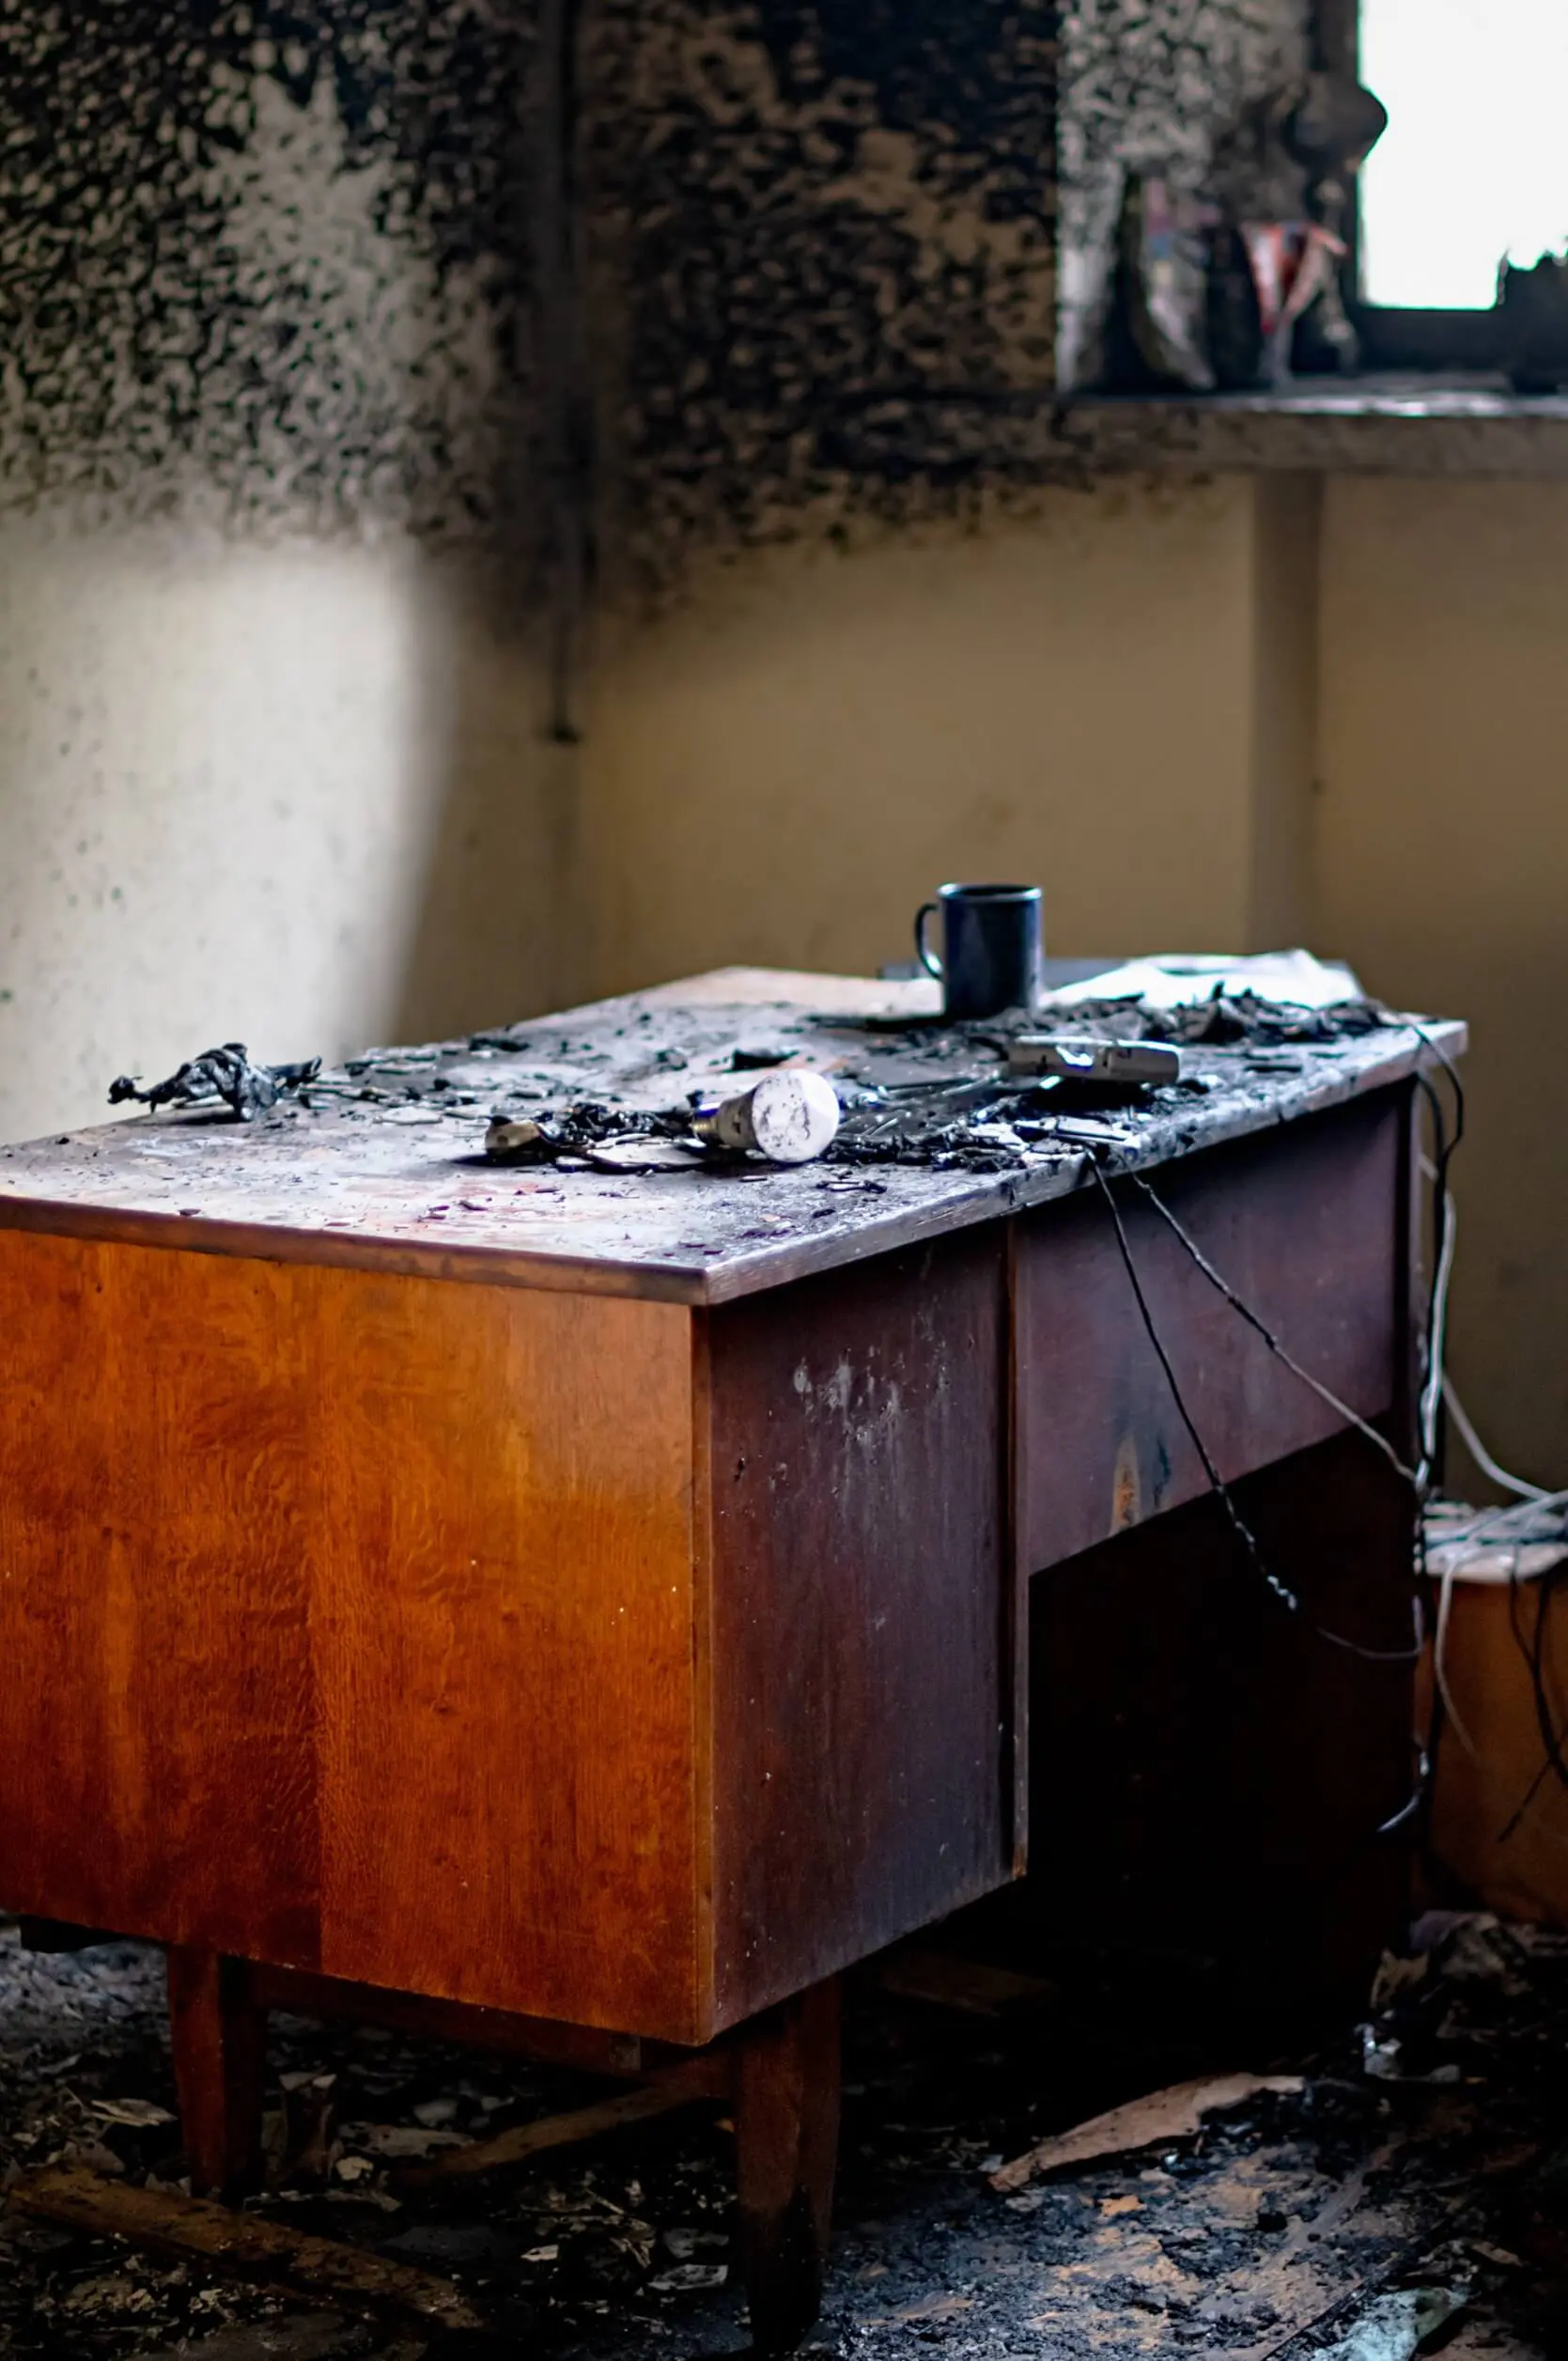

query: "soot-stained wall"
left=1058, top=0, right=1311, bottom=388
left=0, top=2, right=1315, bottom=565
left=0, top=0, right=530, bottom=539
left=0, top=0, right=1059, bottom=581
left=0, top=1, right=572, bottom=1149
left=584, top=0, right=1059, bottom=596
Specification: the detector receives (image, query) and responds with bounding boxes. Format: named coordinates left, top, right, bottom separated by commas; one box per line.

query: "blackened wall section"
left=0, top=1, right=531, bottom=537
left=585, top=1, right=1058, bottom=590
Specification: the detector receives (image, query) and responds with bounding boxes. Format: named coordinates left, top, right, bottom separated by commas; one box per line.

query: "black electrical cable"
left=1124, top=1172, right=1417, bottom=1485
left=1410, top=1018, right=1466, bottom=1140
left=1414, top=1053, right=1464, bottom=1487
left=1091, top=1160, right=1423, bottom=1667
left=1405, top=1054, right=1460, bottom=1847
left=1498, top=1559, right=1568, bottom=1841
left=1087, top=1024, right=1467, bottom=1851
left=1089, top=1161, right=1297, bottom=1613
left=1375, top=1742, right=1432, bottom=1838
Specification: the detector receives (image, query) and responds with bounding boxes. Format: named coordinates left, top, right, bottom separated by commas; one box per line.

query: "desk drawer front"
left=1016, top=1090, right=1410, bottom=1573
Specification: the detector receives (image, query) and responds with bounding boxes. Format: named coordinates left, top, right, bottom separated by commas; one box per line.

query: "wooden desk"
left=0, top=970, right=1459, bottom=2347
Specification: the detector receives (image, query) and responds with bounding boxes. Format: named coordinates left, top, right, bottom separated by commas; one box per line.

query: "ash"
left=2, top=1909, right=1564, bottom=2359
left=446, top=990, right=1403, bottom=1179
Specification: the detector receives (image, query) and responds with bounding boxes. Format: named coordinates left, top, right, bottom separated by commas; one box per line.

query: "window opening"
left=1359, top=0, right=1568, bottom=313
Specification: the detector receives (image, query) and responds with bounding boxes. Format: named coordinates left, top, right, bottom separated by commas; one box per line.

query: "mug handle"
left=914, top=900, right=942, bottom=980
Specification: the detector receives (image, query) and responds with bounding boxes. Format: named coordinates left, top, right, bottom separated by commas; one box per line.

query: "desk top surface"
left=0, top=966, right=1464, bottom=1305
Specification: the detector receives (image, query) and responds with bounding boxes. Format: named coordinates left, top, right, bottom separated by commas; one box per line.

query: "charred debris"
left=105, top=988, right=1401, bottom=1183
left=108, top=1045, right=322, bottom=1125
left=5, top=1908, right=1568, bottom=2358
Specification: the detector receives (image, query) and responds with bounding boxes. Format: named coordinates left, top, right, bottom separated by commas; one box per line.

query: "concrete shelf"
left=826, top=376, right=1568, bottom=481
left=1065, top=375, right=1568, bottom=479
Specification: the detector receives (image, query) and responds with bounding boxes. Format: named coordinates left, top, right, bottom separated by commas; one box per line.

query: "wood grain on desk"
left=0, top=1219, right=1015, bottom=2043
left=0, top=971, right=1442, bottom=2044
left=0, top=1235, right=708, bottom=2036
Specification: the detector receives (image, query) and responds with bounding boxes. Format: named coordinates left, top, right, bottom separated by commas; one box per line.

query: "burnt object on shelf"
left=1110, top=177, right=1217, bottom=393
left=1501, top=254, right=1568, bottom=393
left=1286, top=72, right=1389, bottom=377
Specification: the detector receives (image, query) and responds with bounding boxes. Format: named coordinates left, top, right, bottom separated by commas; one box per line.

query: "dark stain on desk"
left=709, top=1227, right=1011, bottom=2018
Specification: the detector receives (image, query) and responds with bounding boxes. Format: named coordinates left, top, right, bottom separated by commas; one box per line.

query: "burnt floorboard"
left=0, top=1905, right=1561, bottom=2359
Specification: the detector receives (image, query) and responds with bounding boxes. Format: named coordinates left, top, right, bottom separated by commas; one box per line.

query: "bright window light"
left=1360, top=0, right=1568, bottom=309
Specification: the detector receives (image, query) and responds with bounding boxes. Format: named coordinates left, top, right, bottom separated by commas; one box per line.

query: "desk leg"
left=166, top=1947, right=268, bottom=2198
left=734, top=1977, right=841, bottom=2353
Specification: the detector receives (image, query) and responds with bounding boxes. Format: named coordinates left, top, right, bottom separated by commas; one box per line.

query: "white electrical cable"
left=1416, top=1185, right=1457, bottom=1498
left=1404, top=1025, right=1568, bottom=1780
left=1128, top=1020, right=1562, bottom=1779
left=1442, top=1375, right=1551, bottom=1503
left=1433, top=1562, right=1477, bottom=1755
left=1434, top=1486, right=1568, bottom=1552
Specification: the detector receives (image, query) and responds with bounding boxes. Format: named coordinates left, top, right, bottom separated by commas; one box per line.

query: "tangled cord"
left=1088, top=1023, right=1469, bottom=1841
left=1089, top=1158, right=1423, bottom=1669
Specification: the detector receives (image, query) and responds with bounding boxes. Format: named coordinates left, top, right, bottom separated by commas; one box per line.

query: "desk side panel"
left=706, top=1228, right=1012, bottom=2027
left=1017, top=1089, right=1407, bottom=1572
left=0, top=1235, right=705, bottom=2042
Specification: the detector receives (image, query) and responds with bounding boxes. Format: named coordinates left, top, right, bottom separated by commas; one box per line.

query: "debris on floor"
left=989, top=2071, right=1307, bottom=2191
left=2, top=1909, right=1564, bottom=2357
left=8, top=2167, right=486, bottom=2332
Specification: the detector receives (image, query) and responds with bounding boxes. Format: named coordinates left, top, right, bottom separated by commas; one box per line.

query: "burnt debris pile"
left=100, top=986, right=1410, bottom=1184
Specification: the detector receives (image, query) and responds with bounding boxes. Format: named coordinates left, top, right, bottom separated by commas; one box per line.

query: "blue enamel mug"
left=914, top=882, right=1044, bottom=1020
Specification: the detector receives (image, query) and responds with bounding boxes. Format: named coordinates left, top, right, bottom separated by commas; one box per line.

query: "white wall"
left=582, top=476, right=1311, bottom=993
left=1318, top=476, right=1568, bottom=1488
left=1, top=464, right=1558, bottom=1486
left=580, top=464, right=1563, bottom=1483
left=0, top=528, right=572, bottom=1142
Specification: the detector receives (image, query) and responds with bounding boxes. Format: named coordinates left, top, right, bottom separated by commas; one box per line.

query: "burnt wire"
left=1088, top=1025, right=1469, bottom=1843
left=1406, top=1051, right=1460, bottom=1852
left=1090, top=1161, right=1423, bottom=1668
left=1498, top=1563, right=1568, bottom=1841
left=1414, top=1063, right=1463, bottom=1495
left=1124, top=1172, right=1416, bottom=1486
left=1090, top=1161, right=1297, bottom=1616
left=1120, top=1168, right=1439, bottom=1814
left=1090, top=1022, right=1568, bottom=1840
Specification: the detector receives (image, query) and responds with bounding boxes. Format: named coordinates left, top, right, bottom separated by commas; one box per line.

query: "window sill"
left=1058, top=374, right=1568, bottom=479
left=822, top=375, right=1568, bottom=483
